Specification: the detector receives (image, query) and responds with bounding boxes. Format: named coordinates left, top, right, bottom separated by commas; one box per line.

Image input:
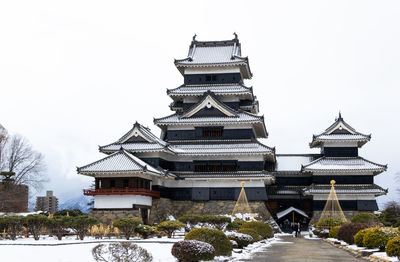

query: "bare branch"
left=1, top=134, right=47, bottom=191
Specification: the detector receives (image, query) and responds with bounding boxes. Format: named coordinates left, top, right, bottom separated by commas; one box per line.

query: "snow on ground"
left=326, top=237, right=399, bottom=262
left=0, top=233, right=291, bottom=262
left=0, top=236, right=180, bottom=262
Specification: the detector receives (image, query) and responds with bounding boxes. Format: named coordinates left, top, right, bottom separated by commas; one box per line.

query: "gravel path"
left=242, top=236, right=364, bottom=262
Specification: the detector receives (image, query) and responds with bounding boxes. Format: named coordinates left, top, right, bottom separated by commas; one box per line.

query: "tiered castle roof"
left=310, top=113, right=371, bottom=148
left=174, top=34, right=252, bottom=79
left=302, top=157, right=387, bottom=173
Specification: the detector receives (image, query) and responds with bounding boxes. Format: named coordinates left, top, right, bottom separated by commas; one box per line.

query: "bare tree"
left=0, top=132, right=47, bottom=190
left=396, top=171, right=400, bottom=197
left=0, top=124, right=8, bottom=171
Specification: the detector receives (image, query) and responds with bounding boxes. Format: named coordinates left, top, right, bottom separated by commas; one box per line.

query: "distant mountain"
left=58, top=195, right=93, bottom=214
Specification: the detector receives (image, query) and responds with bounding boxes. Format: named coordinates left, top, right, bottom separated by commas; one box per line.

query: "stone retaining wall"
left=149, top=198, right=272, bottom=224
left=90, top=199, right=273, bottom=224
left=310, top=210, right=363, bottom=224
left=90, top=209, right=140, bottom=224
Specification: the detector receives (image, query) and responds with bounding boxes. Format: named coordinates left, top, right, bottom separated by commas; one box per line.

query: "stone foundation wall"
left=89, top=199, right=273, bottom=225
left=90, top=209, right=140, bottom=224
left=149, top=198, right=272, bottom=224
left=310, top=210, right=363, bottom=224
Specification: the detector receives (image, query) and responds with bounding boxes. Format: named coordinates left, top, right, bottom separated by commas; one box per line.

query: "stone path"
left=243, top=236, right=364, bottom=262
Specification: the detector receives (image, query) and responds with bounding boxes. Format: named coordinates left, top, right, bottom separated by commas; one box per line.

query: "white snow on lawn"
left=0, top=234, right=293, bottom=262
left=0, top=236, right=179, bottom=262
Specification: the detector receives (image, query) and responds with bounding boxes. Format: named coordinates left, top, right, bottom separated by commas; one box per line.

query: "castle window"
left=202, top=127, right=223, bottom=137
left=194, top=161, right=237, bottom=172
left=123, top=179, right=129, bottom=188
left=205, top=74, right=217, bottom=82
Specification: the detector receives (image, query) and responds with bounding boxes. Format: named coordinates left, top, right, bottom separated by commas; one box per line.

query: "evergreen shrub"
left=135, top=225, right=157, bottom=239
left=386, top=236, right=400, bottom=260
left=24, top=214, right=48, bottom=240
left=112, top=218, right=142, bottom=240
left=240, top=221, right=273, bottom=239
left=363, top=227, right=398, bottom=250
left=329, top=226, right=341, bottom=239
left=351, top=213, right=379, bottom=225
left=156, top=220, right=185, bottom=238
left=54, top=209, right=83, bottom=217
left=0, top=216, right=23, bottom=240
left=171, top=240, right=215, bottom=262
left=226, top=232, right=253, bottom=248
left=337, top=223, right=369, bottom=245
left=46, top=216, right=72, bottom=240
left=237, top=228, right=261, bottom=242
left=226, top=219, right=245, bottom=231
left=185, top=228, right=232, bottom=256
left=315, top=217, right=346, bottom=229
left=354, top=228, right=374, bottom=247
left=200, top=215, right=231, bottom=230
left=70, top=215, right=99, bottom=240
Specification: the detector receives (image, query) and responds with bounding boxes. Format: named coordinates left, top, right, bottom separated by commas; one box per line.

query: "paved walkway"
left=243, top=236, right=364, bottom=262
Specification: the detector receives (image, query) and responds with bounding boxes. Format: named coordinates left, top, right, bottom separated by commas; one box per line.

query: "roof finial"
left=233, top=32, right=238, bottom=40
left=338, top=111, right=342, bottom=120
left=192, top=34, right=197, bottom=42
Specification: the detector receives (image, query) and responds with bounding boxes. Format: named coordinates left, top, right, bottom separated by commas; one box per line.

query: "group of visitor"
left=279, top=219, right=302, bottom=237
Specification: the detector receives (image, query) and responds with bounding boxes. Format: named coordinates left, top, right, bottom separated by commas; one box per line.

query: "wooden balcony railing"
left=83, top=188, right=160, bottom=198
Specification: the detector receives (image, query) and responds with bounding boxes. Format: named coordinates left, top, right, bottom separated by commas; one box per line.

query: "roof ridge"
left=180, top=91, right=238, bottom=118
left=77, top=150, right=122, bottom=172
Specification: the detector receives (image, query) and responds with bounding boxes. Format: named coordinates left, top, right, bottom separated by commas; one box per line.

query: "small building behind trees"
left=35, top=190, right=58, bottom=214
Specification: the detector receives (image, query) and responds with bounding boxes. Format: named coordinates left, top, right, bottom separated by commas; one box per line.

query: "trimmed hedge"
left=135, top=225, right=157, bottom=239
left=315, top=217, right=346, bottom=229
left=337, top=223, right=369, bottom=245
left=354, top=228, right=374, bottom=247
left=237, top=228, right=261, bottom=242
left=156, top=220, right=185, bottom=238
left=112, top=218, right=142, bottom=240
left=25, top=214, right=48, bottom=241
left=329, top=226, right=341, bottom=239
left=351, top=213, right=379, bottom=224
left=171, top=240, right=215, bottom=262
left=240, top=221, right=273, bottom=239
left=185, top=228, right=232, bottom=256
left=70, top=215, right=99, bottom=240
left=0, top=216, right=23, bottom=240
left=363, top=227, right=398, bottom=250
left=386, top=236, right=400, bottom=259
left=226, top=219, right=245, bottom=231
left=226, top=232, right=253, bottom=248
left=200, top=215, right=231, bottom=230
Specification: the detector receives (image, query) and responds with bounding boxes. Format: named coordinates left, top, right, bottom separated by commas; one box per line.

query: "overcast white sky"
left=1, top=0, right=399, bottom=207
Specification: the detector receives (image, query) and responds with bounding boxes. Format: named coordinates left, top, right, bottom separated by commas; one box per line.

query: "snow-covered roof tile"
left=167, top=83, right=252, bottom=97
left=310, top=113, right=371, bottom=148
left=77, top=149, right=163, bottom=176
left=275, top=155, right=316, bottom=172
left=174, top=35, right=252, bottom=79
left=302, top=157, right=387, bottom=173
left=303, top=184, right=387, bottom=196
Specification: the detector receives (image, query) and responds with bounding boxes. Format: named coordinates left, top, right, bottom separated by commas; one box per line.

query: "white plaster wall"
left=94, top=195, right=152, bottom=209
left=323, top=142, right=358, bottom=147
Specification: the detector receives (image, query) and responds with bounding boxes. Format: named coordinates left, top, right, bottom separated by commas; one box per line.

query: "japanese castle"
left=77, top=34, right=387, bottom=224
